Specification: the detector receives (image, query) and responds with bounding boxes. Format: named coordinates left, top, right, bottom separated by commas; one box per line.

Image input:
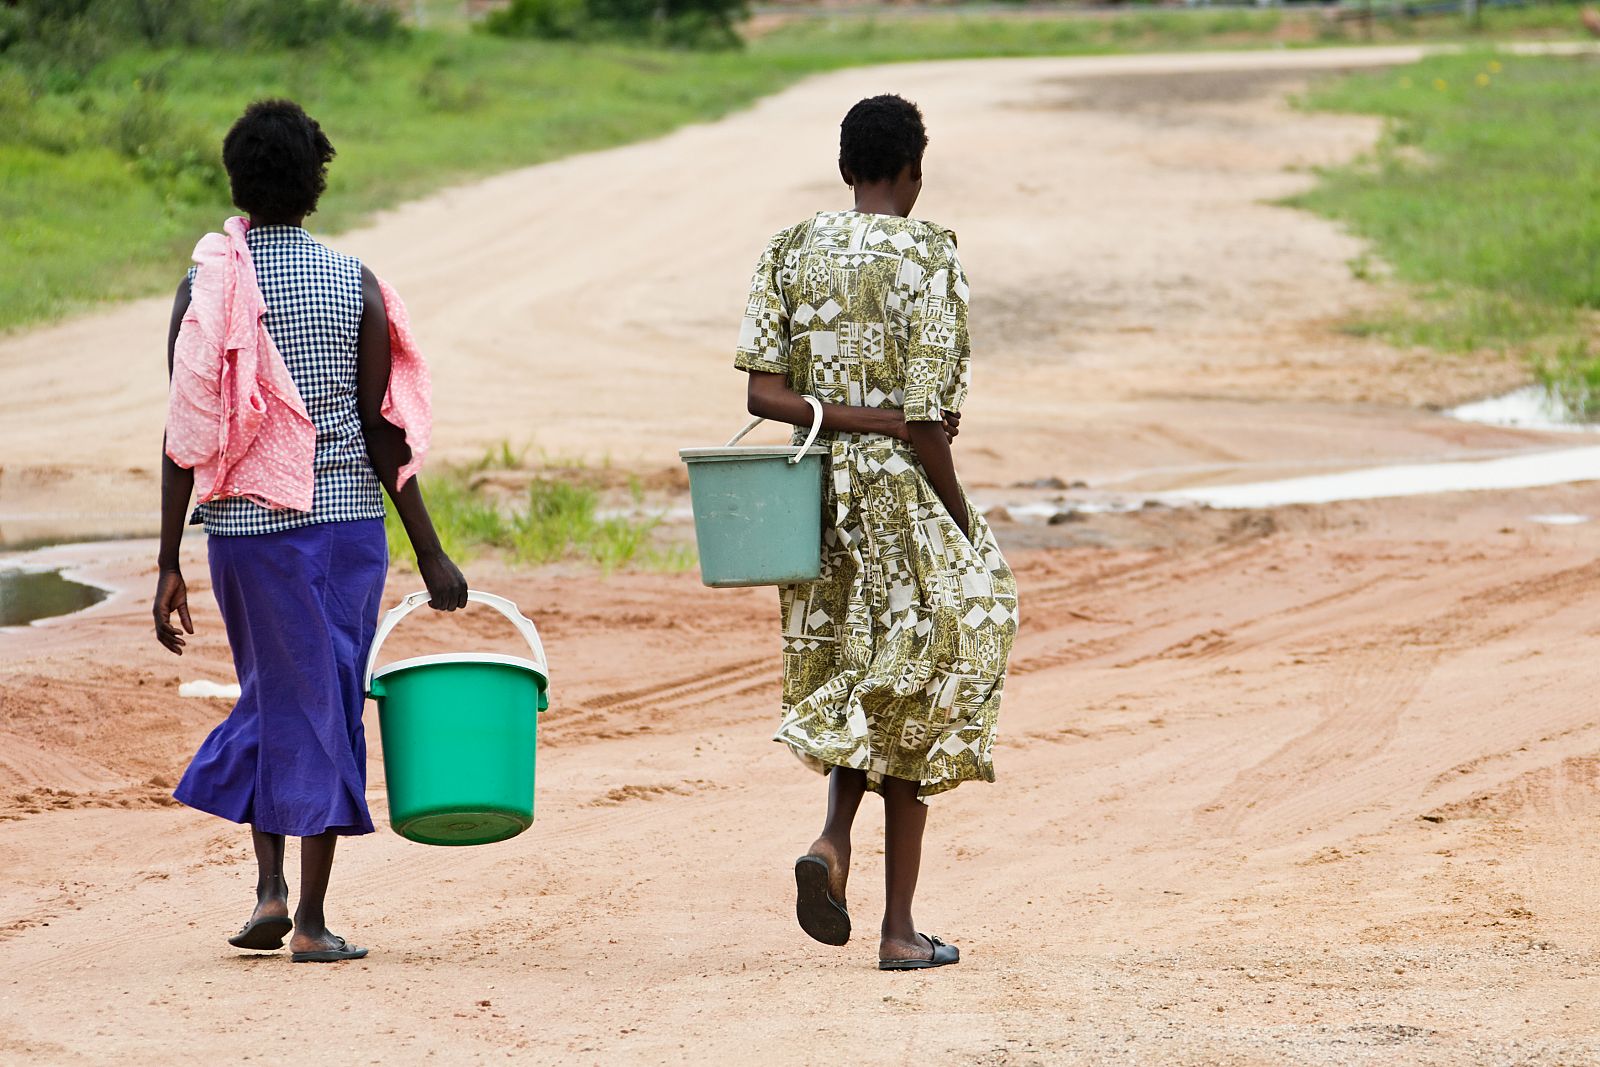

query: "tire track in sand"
left=1196, top=559, right=1600, bottom=842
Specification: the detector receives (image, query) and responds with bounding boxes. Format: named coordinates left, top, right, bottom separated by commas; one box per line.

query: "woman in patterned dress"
left=153, top=101, right=467, bottom=963
left=737, top=95, right=1018, bottom=970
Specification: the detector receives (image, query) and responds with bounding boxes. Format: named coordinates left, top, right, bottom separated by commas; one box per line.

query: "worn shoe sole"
left=227, top=915, right=293, bottom=951
left=290, top=945, right=369, bottom=963
left=794, top=854, right=850, bottom=946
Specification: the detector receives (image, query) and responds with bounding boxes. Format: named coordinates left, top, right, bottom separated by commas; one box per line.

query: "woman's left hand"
left=942, top=410, right=961, bottom=443
left=417, top=550, right=468, bottom=611
left=153, top=568, right=194, bottom=654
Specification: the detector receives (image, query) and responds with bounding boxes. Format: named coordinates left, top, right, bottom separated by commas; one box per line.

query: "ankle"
left=880, top=918, right=917, bottom=944
left=256, top=874, right=288, bottom=902
left=812, top=832, right=851, bottom=857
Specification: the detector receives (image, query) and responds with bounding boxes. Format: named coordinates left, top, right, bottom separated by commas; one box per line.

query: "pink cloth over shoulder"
left=164, top=217, right=431, bottom=510
left=165, top=217, right=316, bottom=512
left=376, top=276, right=430, bottom=491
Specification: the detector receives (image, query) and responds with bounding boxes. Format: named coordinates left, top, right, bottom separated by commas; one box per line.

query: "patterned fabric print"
left=736, top=211, right=971, bottom=423
left=189, top=226, right=384, bottom=536
left=735, top=212, right=1016, bottom=799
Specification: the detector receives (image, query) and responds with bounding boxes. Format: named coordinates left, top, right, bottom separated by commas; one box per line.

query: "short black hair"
left=221, top=99, right=335, bottom=222
left=839, top=94, right=927, bottom=184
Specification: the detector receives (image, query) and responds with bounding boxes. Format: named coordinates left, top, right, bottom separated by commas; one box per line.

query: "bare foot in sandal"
left=290, top=927, right=368, bottom=963
left=795, top=835, right=852, bottom=945
left=806, top=834, right=850, bottom=903
left=228, top=877, right=292, bottom=950
left=878, top=932, right=959, bottom=970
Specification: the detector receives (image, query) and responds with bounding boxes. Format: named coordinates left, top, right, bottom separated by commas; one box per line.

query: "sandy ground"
left=5, top=492, right=1600, bottom=1065
left=3, top=46, right=1600, bottom=1065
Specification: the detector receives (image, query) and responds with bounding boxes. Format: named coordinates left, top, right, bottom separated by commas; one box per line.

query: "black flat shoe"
left=290, top=935, right=368, bottom=963
left=878, top=933, right=959, bottom=971
left=794, top=854, right=850, bottom=946
left=227, top=914, right=293, bottom=951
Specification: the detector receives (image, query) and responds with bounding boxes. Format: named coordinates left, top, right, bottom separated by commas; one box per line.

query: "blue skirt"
left=174, top=519, right=387, bottom=837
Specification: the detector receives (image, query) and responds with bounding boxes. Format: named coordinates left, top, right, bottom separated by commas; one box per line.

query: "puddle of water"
left=1448, top=386, right=1599, bottom=434
left=0, top=568, right=110, bottom=627
left=1162, top=446, right=1600, bottom=510
left=993, top=499, right=1144, bottom=523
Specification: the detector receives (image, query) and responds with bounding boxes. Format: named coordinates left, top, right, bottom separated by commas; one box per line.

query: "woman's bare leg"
left=808, top=766, right=866, bottom=901
left=250, top=828, right=289, bottom=922
left=878, top=775, right=934, bottom=962
left=289, top=831, right=342, bottom=953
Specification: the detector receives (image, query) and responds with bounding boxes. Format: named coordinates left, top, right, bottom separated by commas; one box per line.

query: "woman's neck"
left=248, top=214, right=306, bottom=229
left=851, top=195, right=905, bottom=218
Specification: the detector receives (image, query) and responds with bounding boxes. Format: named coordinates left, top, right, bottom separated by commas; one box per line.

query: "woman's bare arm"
left=746, top=371, right=908, bottom=439
left=907, top=421, right=969, bottom=541
left=154, top=277, right=196, bottom=654
left=746, top=370, right=968, bottom=538
left=355, top=267, right=467, bottom=611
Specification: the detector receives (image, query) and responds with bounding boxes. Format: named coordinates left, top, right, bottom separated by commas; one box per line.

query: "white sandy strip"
left=177, top=680, right=241, bottom=700
left=1165, top=446, right=1600, bottom=509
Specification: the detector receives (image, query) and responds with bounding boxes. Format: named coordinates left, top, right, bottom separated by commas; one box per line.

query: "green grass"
left=2, top=5, right=1584, bottom=333
left=1337, top=286, right=1575, bottom=352
left=1, top=35, right=817, bottom=330
left=384, top=448, right=692, bottom=574
left=1534, top=338, right=1600, bottom=416
left=1294, top=50, right=1600, bottom=413
left=750, top=8, right=1289, bottom=65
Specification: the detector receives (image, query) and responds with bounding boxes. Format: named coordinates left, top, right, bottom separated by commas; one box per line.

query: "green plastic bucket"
left=364, top=590, right=549, bottom=847
left=679, top=398, right=827, bottom=588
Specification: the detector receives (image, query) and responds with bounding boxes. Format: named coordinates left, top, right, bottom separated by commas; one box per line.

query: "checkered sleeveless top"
left=187, top=225, right=386, bottom=537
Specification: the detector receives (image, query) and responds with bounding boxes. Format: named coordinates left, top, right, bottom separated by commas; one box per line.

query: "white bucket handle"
left=364, top=589, right=548, bottom=694
left=724, top=395, right=824, bottom=465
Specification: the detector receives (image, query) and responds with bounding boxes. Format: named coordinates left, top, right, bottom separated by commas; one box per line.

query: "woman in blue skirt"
left=153, top=100, right=467, bottom=963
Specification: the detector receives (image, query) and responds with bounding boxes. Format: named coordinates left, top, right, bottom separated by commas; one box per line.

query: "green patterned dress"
left=735, top=211, right=1019, bottom=799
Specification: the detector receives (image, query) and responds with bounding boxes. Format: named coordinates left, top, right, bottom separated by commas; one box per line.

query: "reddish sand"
left=4, top=490, right=1599, bottom=1063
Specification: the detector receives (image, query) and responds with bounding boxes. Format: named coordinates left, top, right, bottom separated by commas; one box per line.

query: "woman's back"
left=191, top=225, right=383, bottom=535
left=738, top=210, right=970, bottom=427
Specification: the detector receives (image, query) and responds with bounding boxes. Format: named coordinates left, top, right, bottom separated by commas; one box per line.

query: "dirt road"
left=3, top=47, right=1599, bottom=1065
left=5, top=488, right=1599, bottom=1064
left=0, top=45, right=1558, bottom=544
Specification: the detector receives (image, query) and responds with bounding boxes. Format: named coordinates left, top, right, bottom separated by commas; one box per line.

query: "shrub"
left=238, top=0, right=406, bottom=49
left=485, top=0, right=588, bottom=41
left=0, top=0, right=404, bottom=58
left=0, top=6, right=28, bottom=54
left=486, top=0, right=746, bottom=50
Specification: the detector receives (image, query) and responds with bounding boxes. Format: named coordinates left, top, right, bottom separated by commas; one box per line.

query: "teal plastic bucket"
left=680, top=399, right=826, bottom=588
left=364, top=590, right=549, bottom=847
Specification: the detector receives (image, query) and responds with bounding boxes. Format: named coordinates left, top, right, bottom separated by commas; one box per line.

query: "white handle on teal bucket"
left=724, top=394, right=824, bottom=465
left=364, top=589, right=549, bottom=695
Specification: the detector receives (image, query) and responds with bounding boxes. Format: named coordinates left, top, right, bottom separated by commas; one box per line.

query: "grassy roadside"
left=2, top=35, right=811, bottom=331
left=384, top=446, right=692, bottom=573
left=2, top=5, right=1586, bottom=334
left=751, top=3, right=1584, bottom=63
left=1294, top=50, right=1600, bottom=414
